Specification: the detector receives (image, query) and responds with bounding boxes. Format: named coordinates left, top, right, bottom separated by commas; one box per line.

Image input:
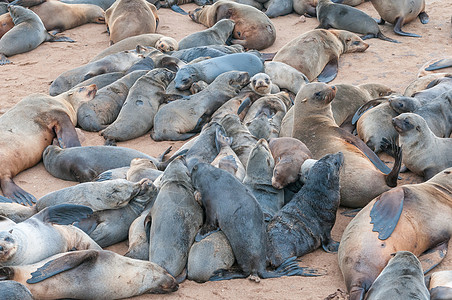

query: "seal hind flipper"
left=0, top=54, right=11, bottom=65
left=393, top=17, right=421, bottom=38
left=37, top=204, right=94, bottom=225
left=0, top=178, right=36, bottom=206
left=237, top=96, right=252, bottom=115
left=317, top=58, right=338, bottom=83
left=419, top=242, right=449, bottom=274
left=425, top=59, right=452, bottom=71
left=158, top=146, right=173, bottom=162
left=46, top=34, right=76, bottom=43
left=333, top=127, right=393, bottom=174
left=418, top=12, right=429, bottom=24
left=0, top=195, right=13, bottom=203
left=155, top=149, right=188, bottom=170
left=369, top=187, right=405, bottom=240
left=170, top=4, right=188, bottom=15
left=188, top=114, right=210, bottom=134
left=27, top=250, right=99, bottom=284
left=376, top=32, right=400, bottom=43
left=351, top=98, right=388, bottom=125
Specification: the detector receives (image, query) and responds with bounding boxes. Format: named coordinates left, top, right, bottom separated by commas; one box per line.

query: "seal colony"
left=1, top=0, right=452, bottom=299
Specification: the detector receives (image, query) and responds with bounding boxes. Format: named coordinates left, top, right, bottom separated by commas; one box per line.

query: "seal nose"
left=331, top=86, right=336, bottom=90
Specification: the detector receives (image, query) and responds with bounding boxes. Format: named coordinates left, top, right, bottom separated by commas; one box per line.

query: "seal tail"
left=382, top=139, right=402, bottom=187
left=377, top=32, right=400, bottom=43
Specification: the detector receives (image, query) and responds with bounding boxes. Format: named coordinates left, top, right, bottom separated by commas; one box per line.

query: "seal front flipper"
left=419, top=241, right=449, bottom=274
left=0, top=54, right=12, bottom=65
left=170, top=4, right=188, bottom=15
left=322, top=238, right=339, bottom=253
left=37, top=204, right=94, bottom=225
left=369, top=187, right=405, bottom=240
left=352, top=98, right=388, bottom=125
left=317, top=58, right=338, bottom=83
left=393, top=17, right=421, bottom=38
left=425, top=59, right=452, bottom=71
left=73, top=214, right=99, bottom=235
left=27, top=250, right=99, bottom=284
left=53, top=112, right=82, bottom=148
left=0, top=177, right=36, bottom=206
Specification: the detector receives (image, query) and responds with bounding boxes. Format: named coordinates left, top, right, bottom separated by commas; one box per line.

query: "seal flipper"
left=73, top=213, right=99, bottom=235
left=0, top=177, right=36, bottom=206
left=419, top=241, right=449, bottom=274
left=46, top=33, right=76, bottom=43
left=369, top=187, right=405, bottom=240
left=0, top=54, right=11, bottom=65
left=352, top=98, right=388, bottom=125
left=27, top=250, right=99, bottom=284
left=317, top=58, right=338, bottom=83
left=393, top=17, right=421, bottom=38
left=237, top=97, right=252, bottom=115
left=36, top=204, right=94, bottom=225
left=0, top=195, right=13, bottom=203
left=322, top=238, right=339, bottom=253
left=155, top=149, right=188, bottom=170
left=425, top=59, right=452, bottom=71
left=170, top=4, right=188, bottom=15
left=53, top=112, right=81, bottom=148
left=418, top=12, right=429, bottom=24
left=376, top=32, right=400, bottom=43
left=430, top=286, right=452, bottom=300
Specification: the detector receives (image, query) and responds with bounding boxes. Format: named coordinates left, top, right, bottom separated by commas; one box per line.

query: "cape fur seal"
left=292, top=83, right=402, bottom=207
left=338, top=168, right=452, bottom=300
left=428, top=270, right=452, bottom=300
left=393, top=113, right=452, bottom=180
left=105, top=0, right=159, bottom=45
left=178, top=19, right=235, bottom=50
left=264, top=61, right=309, bottom=95
left=0, top=5, right=74, bottom=65
left=0, top=85, right=96, bottom=205
left=189, top=0, right=276, bottom=50
left=273, top=29, right=369, bottom=82
left=0, top=281, right=33, bottom=300
left=0, top=249, right=178, bottom=299
left=0, top=10, right=13, bottom=39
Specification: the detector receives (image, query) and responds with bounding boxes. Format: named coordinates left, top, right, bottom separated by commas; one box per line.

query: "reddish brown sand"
left=1, top=0, right=451, bottom=299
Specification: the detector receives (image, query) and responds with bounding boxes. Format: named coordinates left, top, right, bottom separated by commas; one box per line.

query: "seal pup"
left=243, top=139, right=284, bottom=221
left=77, top=70, right=149, bottom=131
left=273, top=29, right=369, bottom=82
left=126, top=158, right=162, bottom=182
left=0, top=249, right=178, bottom=299
left=338, top=168, right=452, bottom=300
left=42, top=145, right=181, bottom=182
left=149, top=157, right=203, bottom=278
left=269, top=137, right=312, bottom=189
left=293, top=0, right=318, bottom=16
left=0, top=85, right=96, bottom=205
left=292, top=83, right=402, bottom=207
left=173, top=52, right=263, bottom=91
left=0, top=10, right=14, bottom=39
left=316, top=0, right=399, bottom=43
left=370, top=0, right=428, bottom=37
left=50, top=46, right=151, bottom=96
left=189, top=0, right=276, bottom=50
left=0, top=204, right=101, bottom=266
left=264, top=61, right=309, bottom=95
left=0, top=5, right=74, bottom=65
left=29, top=1, right=105, bottom=33
left=124, top=203, right=152, bottom=260
left=91, top=34, right=178, bottom=61
left=365, top=251, right=430, bottom=300
left=0, top=281, right=33, bottom=300
left=393, top=113, right=452, bottom=180
left=249, top=73, right=279, bottom=96
left=105, top=0, right=159, bottom=44
left=178, top=19, right=235, bottom=50
left=152, top=71, right=250, bottom=141
left=265, top=0, right=294, bottom=18
left=100, top=68, right=176, bottom=143
left=192, top=163, right=323, bottom=280
left=267, top=152, right=343, bottom=267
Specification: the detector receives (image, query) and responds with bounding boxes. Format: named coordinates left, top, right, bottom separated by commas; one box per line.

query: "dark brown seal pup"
left=0, top=249, right=178, bottom=299
left=0, top=5, right=74, bottom=65
left=189, top=0, right=276, bottom=50
left=0, top=85, right=96, bottom=205
left=370, top=0, right=428, bottom=37
left=338, top=168, right=452, bottom=300
left=317, top=0, right=399, bottom=43
left=105, top=0, right=159, bottom=44
left=152, top=71, right=250, bottom=141
left=178, top=19, right=235, bottom=50
left=393, top=113, right=452, bottom=180
left=149, top=157, right=203, bottom=278
left=191, top=163, right=322, bottom=280
left=0, top=204, right=101, bottom=266
left=269, top=137, right=312, bottom=189
left=267, top=152, right=343, bottom=267
left=30, top=1, right=105, bottom=33
left=292, top=83, right=402, bottom=207
left=365, top=251, right=430, bottom=300
left=273, top=29, right=369, bottom=82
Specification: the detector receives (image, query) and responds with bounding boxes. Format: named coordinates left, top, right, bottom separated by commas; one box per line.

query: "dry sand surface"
left=1, top=0, right=452, bottom=299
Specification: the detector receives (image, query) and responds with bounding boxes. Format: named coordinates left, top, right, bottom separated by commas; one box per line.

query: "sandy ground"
left=1, top=0, right=452, bottom=299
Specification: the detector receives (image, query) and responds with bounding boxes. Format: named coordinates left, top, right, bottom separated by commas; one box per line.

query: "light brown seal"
left=189, top=0, right=276, bottom=50
left=0, top=249, right=178, bottom=298
left=428, top=270, right=452, bottom=300
left=273, top=29, right=369, bottom=82
left=370, top=0, right=428, bottom=37
left=178, top=19, right=235, bottom=50
left=292, top=83, right=402, bottom=207
left=0, top=85, right=96, bottom=205
left=105, top=0, right=159, bottom=45
left=30, top=1, right=105, bottom=33
left=0, top=11, right=13, bottom=39
left=338, top=168, right=452, bottom=300
left=393, top=113, right=452, bottom=180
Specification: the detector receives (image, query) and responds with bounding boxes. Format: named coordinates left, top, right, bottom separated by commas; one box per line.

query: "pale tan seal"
left=105, top=0, right=159, bottom=45
left=0, top=10, right=13, bottom=39
left=0, top=85, right=96, bottom=205
left=273, top=29, right=369, bottom=82
left=0, top=249, right=178, bottom=298
left=428, top=270, right=452, bottom=300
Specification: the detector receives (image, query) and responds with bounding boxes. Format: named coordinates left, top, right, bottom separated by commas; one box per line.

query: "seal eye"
left=4, top=236, right=12, bottom=242
left=265, top=78, right=270, bottom=84
left=252, top=80, right=257, bottom=85
left=169, top=47, right=174, bottom=51
left=314, top=91, right=322, bottom=98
